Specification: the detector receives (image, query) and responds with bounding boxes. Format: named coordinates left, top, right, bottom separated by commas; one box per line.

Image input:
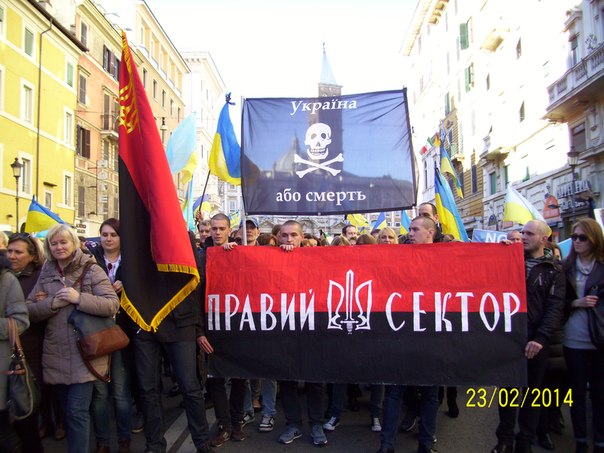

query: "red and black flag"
left=118, top=32, right=199, bottom=331
left=205, top=243, right=528, bottom=386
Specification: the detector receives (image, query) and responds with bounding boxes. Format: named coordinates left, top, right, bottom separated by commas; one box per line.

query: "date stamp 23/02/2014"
left=466, top=387, right=573, bottom=409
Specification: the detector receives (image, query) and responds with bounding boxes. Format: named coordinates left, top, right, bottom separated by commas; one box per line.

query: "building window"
left=516, top=38, right=522, bottom=59
left=66, top=61, right=74, bottom=87
left=471, top=164, right=478, bottom=193
left=80, top=21, right=88, bottom=47
left=177, top=107, right=181, bottom=122
left=170, top=99, right=174, bottom=115
left=21, top=158, right=32, bottom=194
left=24, top=27, right=34, bottom=57
left=113, top=144, right=118, bottom=171
left=103, top=140, right=110, bottom=162
left=102, top=45, right=119, bottom=80
left=76, top=125, right=91, bottom=158
left=161, top=90, right=166, bottom=108
left=64, top=111, right=74, bottom=146
left=571, top=122, right=586, bottom=152
left=21, top=83, right=34, bottom=123
left=142, top=69, right=148, bottom=88
left=0, top=67, right=3, bottom=109
left=504, top=165, right=510, bottom=188
left=78, top=186, right=86, bottom=217
left=489, top=172, right=497, bottom=195
left=570, top=35, right=579, bottom=67
left=460, top=19, right=472, bottom=50
left=444, top=93, right=451, bottom=115
left=519, top=102, right=525, bottom=122
left=0, top=6, right=5, bottom=37
left=78, top=74, right=87, bottom=104
left=464, top=63, right=474, bottom=92
left=44, top=191, right=52, bottom=209
left=64, top=174, right=73, bottom=206
left=113, top=196, right=119, bottom=218
left=153, top=80, right=158, bottom=99
left=423, top=160, right=429, bottom=190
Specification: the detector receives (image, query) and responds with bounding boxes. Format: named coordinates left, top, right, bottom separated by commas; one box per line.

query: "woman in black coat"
left=562, top=218, right=604, bottom=453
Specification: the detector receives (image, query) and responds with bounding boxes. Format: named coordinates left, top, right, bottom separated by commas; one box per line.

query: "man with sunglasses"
left=492, top=219, right=565, bottom=453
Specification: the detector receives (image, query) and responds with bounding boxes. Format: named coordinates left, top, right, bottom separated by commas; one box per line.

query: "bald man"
left=491, top=220, right=565, bottom=453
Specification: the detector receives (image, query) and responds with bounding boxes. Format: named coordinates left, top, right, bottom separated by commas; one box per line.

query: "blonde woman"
left=26, top=224, right=118, bottom=453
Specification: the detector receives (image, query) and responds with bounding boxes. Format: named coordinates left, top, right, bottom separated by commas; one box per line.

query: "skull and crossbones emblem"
left=295, top=122, right=343, bottom=178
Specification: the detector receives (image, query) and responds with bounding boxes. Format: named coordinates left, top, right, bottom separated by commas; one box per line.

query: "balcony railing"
left=101, top=114, right=118, bottom=133
left=547, top=43, right=604, bottom=107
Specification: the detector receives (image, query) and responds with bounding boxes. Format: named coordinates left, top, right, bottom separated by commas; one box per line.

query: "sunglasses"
left=571, top=233, right=589, bottom=243
left=9, top=232, right=34, bottom=243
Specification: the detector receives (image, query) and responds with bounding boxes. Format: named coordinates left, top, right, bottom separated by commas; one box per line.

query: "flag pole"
left=238, top=94, right=247, bottom=246
left=196, top=171, right=211, bottom=222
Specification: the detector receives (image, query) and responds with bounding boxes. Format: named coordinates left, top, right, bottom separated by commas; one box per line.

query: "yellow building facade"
left=0, top=0, right=86, bottom=232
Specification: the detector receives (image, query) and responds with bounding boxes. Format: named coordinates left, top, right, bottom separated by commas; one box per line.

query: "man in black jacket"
left=133, top=232, right=213, bottom=453
left=491, top=219, right=565, bottom=453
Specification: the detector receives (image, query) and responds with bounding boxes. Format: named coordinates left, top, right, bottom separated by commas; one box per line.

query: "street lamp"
left=567, top=146, right=579, bottom=224
left=10, top=158, right=23, bottom=232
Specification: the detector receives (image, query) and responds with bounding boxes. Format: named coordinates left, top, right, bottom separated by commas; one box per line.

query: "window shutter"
left=460, top=23, right=468, bottom=50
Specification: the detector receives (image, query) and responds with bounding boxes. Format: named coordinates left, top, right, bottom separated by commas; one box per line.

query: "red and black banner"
left=118, top=33, right=199, bottom=331
left=206, top=243, right=528, bottom=386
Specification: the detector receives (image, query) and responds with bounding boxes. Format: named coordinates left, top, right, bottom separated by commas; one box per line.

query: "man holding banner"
left=275, top=220, right=328, bottom=447
left=491, top=220, right=565, bottom=453
left=200, top=214, right=247, bottom=447
left=378, top=216, right=440, bottom=453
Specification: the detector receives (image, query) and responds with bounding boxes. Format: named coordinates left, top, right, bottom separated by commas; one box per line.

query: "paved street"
left=41, top=382, right=579, bottom=453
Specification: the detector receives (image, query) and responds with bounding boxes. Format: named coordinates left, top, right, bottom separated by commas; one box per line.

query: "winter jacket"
left=525, top=255, right=566, bottom=347
left=26, top=248, right=119, bottom=385
left=0, top=269, right=29, bottom=410
left=13, top=263, right=45, bottom=382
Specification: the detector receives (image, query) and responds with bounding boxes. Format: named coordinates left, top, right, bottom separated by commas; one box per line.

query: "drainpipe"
left=36, top=19, right=53, bottom=199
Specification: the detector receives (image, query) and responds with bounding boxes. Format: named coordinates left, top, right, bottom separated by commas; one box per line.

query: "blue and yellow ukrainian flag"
left=166, top=112, right=198, bottom=185
left=440, top=145, right=463, bottom=198
left=400, top=210, right=411, bottom=235
left=229, top=211, right=241, bottom=229
left=434, top=168, right=469, bottom=241
left=372, top=212, right=387, bottom=231
left=347, top=213, right=370, bottom=232
left=24, top=197, right=65, bottom=233
left=193, top=195, right=211, bottom=213
left=209, top=96, right=241, bottom=185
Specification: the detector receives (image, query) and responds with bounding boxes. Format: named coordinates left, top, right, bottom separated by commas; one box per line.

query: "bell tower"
left=318, top=43, right=342, bottom=98
left=308, top=44, right=343, bottom=161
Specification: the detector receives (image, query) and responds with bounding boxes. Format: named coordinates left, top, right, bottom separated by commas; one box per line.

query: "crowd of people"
left=0, top=202, right=602, bottom=453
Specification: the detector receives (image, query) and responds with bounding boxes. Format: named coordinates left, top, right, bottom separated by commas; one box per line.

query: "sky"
left=145, top=0, right=418, bottom=101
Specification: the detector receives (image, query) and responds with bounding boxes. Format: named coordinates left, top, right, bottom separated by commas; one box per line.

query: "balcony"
left=545, top=43, right=604, bottom=122
left=480, top=131, right=511, bottom=162
left=428, top=0, right=449, bottom=25
left=476, top=3, right=510, bottom=52
left=480, top=24, right=509, bottom=52
left=101, top=113, right=119, bottom=140
left=450, top=143, right=464, bottom=163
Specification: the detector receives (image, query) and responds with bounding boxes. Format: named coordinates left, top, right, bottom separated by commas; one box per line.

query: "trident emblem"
left=327, top=270, right=372, bottom=334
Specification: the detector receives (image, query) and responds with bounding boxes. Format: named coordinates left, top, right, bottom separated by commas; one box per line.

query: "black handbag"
left=587, top=285, right=604, bottom=349
left=4, top=317, right=41, bottom=420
